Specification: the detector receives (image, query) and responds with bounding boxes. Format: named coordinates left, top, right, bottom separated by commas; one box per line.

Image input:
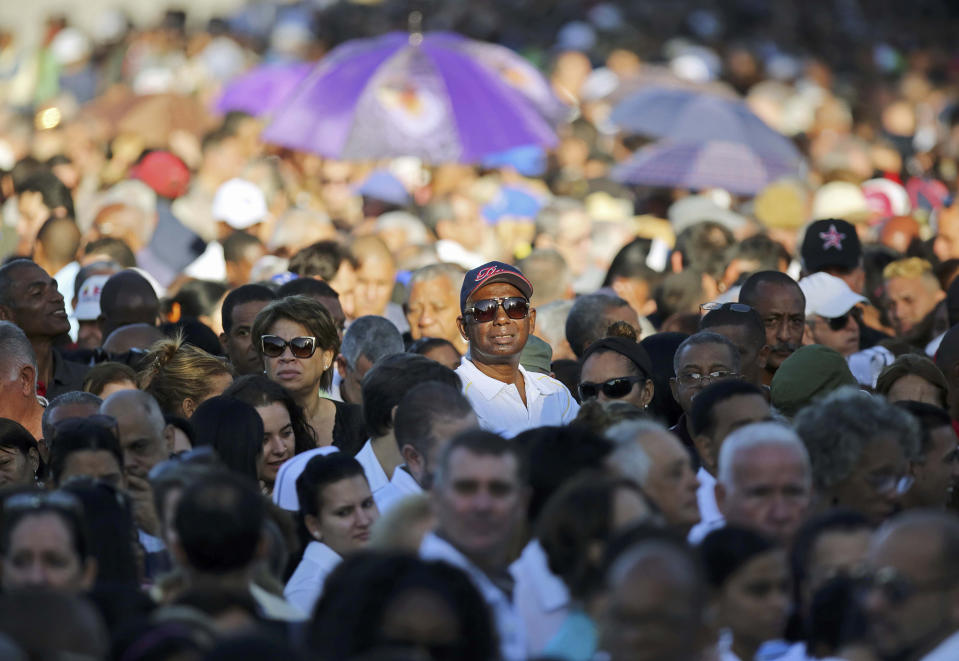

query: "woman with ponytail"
left=137, top=334, right=236, bottom=418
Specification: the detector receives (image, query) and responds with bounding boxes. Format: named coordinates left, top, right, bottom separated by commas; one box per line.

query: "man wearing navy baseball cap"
left=455, top=261, right=579, bottom=437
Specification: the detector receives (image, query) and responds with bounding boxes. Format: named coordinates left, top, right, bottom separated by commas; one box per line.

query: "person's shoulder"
left=525, top=369, right=574, bottom=396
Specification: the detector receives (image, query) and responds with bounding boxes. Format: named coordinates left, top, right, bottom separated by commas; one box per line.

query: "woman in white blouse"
left=701, top=526, right=791, bottom=661
left=284, top=453, right=380, bottom=615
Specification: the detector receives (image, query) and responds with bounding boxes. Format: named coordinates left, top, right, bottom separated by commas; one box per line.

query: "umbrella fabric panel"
left=339, top=47, right=462, bottom=162
left=611, top=88, right=801, bottom=165
left=612, top=140, right=800, bottom=196
left=421, top=41, right=557, bottom=163
left=262, top=43, right=402, bottom=156
left=453, top=37, right=569, bottom=124
left=262, top=31, right=559, bottom=162
left=215, top=61, right=312, bottom=116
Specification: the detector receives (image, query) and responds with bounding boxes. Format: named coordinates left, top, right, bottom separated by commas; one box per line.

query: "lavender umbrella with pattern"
left=261, top=31, right=561, bottom=163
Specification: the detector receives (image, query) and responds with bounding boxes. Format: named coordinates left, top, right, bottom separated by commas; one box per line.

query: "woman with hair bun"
left=137, top=335, right=235, bottom=418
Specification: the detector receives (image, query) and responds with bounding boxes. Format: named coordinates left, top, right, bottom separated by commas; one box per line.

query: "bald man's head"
left=98, top=270, right=160, bottom=338
left=102, top=323, right=166, bottom=355
left=865, top=510, right=959, bottom=659
left=602, top=538, right=706, bottom=661
left=101, top=389, right=172, bottom=476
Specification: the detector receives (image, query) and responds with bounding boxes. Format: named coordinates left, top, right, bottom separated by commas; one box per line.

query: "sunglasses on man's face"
left=260, top=335, right=318, bottom=359
left=465, top=297, right=530, bottom=323
left=578, top=376, right=645, bottom=401
left=823, top=307, right=862, bottom=332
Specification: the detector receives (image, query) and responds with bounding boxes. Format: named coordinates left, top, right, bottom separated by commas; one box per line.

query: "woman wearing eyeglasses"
left=0, top=490, right=96, bottom=593
left=252, top=296, right=364, bottom=452
left=577, top=336, right=655, bottom=410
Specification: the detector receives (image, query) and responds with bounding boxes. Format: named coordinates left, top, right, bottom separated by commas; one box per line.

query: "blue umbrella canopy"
left=611, top=87, right=803, bottom=168
left=611, top=139, right=802, bottom=196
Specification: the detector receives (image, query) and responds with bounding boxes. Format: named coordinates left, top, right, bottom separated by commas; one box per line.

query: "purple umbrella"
left=261, top=31, right=560, bottom=163
left=611, top=87, right=802, bottom=167
left=215, top=61, right=313, bottom=117
left=611, top=139, right=801, bottom=196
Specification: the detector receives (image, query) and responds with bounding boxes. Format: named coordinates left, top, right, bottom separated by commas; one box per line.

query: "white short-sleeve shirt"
left=456, top=358, right=579, bottom=438
left=354, top=439, right=390, bottom=494
left=373, top=465, right=423, bottom=514
left=283, top=541, right=341, bottom=616
left=511, top=539, right=570, bottom=657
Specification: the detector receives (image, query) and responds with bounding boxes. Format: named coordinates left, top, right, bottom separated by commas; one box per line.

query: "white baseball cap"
left=799, top=272, right=867, bottom=319
left=212, top=178, right=268, bottom=230
left=73, top=275, right=111, bottom=321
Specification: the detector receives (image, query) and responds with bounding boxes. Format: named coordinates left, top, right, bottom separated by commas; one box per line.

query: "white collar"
left=303, top=540, right=341, bottom=567
left=459, top=358, right=545, bottom=401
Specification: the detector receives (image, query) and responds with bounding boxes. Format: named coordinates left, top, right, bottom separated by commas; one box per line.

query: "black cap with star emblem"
left=801, top=218, right=862, bottom=274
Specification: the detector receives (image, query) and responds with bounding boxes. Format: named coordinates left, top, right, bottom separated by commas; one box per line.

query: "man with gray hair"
left=516, top=249, right=572, bottom=307
left=564, top=292, right=640, bottom=359
left=533, top=300, right=575, bottom=361
left=101, top=389, right=175, bottom=548
left=0, top=321, right=45, bottom=439
left=534, top=197, right=592, bottom=287
left=795, top=387, right=920, bottom=525
left=40, top=391, right=102, bottom=464
left=606, top=419, right=700, bottom=535
left=335, top=315, right=405, bottom=405
left=715, top=421, right=813, bottom=544
left=404, top=262, right=468, bottom=354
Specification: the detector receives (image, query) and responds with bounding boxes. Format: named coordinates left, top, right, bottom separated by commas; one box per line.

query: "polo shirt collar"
left=461, top=358, right=546, bottom=401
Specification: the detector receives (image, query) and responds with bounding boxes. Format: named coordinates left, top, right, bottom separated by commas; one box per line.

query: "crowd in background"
left=1, top=1, right=959, bottom=660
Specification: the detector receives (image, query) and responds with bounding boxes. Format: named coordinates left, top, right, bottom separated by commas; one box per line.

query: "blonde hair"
left=138, top=334, right=235, bottom=416
left=368, top=493, right=434, bottom=552
left=883, top=257, right=936, bottom=283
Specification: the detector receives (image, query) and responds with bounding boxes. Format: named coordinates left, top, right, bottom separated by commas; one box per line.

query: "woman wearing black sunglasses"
left=252, top=296, right=363, bottom=452
left=577, top=336, right=655, bottom=411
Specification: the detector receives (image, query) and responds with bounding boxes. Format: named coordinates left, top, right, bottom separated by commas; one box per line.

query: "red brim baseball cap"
left=460, top=261, right=533, bottom=312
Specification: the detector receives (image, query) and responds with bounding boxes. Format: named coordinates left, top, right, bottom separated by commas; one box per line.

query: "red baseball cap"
left=129, top=151, right=190, bottom=199
left=460, top=261, right=533, bottom=312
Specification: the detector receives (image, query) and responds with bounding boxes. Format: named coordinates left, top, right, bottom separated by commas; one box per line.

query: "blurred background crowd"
left=0, top=1, right=958, bottom=661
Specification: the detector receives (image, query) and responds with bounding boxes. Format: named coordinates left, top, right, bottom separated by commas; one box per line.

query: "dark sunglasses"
left=465, top=297, right=530, bottom=323
left=4, top=490, right=83, bottom=514
left=700, top=302, right=754, bottom=313
left=261, top=335, right=318, bottom=359
left=823, top=307, right=862, bottom=331
left=578, top=376, right=645, bottom=401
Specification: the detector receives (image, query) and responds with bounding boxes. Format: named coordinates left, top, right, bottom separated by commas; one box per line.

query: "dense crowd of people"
left=2, top=0, right=959, bottom=660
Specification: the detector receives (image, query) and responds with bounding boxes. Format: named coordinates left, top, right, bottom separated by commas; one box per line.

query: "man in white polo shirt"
left=455, top=261, right=578, bottom=437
